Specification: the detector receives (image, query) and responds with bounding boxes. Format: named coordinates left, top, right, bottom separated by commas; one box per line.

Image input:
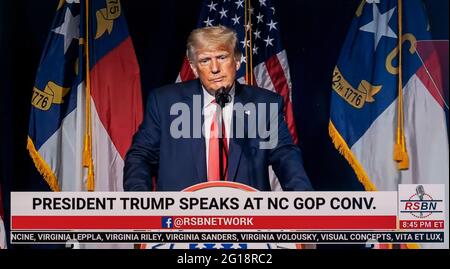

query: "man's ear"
left=235, top=59, right=241, bottom=71
left=189, top=62, right=199, bottom=78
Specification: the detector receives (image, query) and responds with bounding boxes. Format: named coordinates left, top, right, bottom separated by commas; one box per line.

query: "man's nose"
left=210, top=59, right=220, bottom=74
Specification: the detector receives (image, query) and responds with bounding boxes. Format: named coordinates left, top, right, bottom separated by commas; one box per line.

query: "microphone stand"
left=217, top=108, right=225, bottom=181
left=215, top=87, right=230, bottom=181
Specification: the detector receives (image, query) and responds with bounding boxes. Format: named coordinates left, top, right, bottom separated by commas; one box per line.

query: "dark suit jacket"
left=124, top=79, right=312, bottom=191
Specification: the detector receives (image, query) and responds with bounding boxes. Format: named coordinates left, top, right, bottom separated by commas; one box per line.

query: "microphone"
left=215, top=86, right=231, bottom=108
left=416, top=185, right=425, bottom=201
left=416, top=185, right=425, bottom=218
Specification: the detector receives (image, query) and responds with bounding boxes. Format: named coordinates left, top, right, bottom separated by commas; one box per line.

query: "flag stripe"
left=264, top=54, right=298, bottom=142
left=253, top=62, right=276, bottom=92
left=415, top=53, right=447, bottom=109
left=36, top=82, right=86, bottom=191
left=276, top=51, right=293, bottom=101
left=90, top=37, right=143, bottom=159
left=0, top=218, right=5, bottom=249
left=91, top=99, right=124, bottom=191
left=179, top=57, right=196, bottom=82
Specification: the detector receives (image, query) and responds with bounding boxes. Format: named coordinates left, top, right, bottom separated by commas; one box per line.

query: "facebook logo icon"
left=161, top=217, right=173, bottom=228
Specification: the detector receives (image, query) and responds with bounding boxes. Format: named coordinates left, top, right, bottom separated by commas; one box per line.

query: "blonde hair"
left=187, top=25, right=241, bottom=63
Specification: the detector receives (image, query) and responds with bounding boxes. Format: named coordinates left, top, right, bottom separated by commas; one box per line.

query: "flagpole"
left=394, top=0, right=409, bottom=170
left=83, top=0, right=95, bottom=191
left=395, top=2, right=421, bottom=250
left=244, top=0, right=249, bottom=84
left=247, top=0, right=254, bottom=85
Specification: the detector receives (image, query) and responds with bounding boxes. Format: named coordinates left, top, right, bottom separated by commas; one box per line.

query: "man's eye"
left=199, top=59, right=209, bottom=64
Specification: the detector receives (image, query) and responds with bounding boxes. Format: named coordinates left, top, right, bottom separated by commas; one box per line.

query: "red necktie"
left=207, top=109, right=228, bottom=181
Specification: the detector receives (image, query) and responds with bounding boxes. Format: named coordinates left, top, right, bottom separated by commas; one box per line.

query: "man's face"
left=190, top=45, right=241, bottom=92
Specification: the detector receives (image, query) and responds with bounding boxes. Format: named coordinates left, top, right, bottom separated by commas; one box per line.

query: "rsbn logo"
left=162, top=217, right=173, bottom=228
left=400, top=185, right=442, bottom=218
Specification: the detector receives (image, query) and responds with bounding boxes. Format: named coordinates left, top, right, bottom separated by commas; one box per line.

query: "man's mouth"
left=211, top=77, right=225, bottom=83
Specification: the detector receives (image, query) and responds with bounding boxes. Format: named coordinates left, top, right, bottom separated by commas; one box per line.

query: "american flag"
left=177, top=0, right=298, bottom=191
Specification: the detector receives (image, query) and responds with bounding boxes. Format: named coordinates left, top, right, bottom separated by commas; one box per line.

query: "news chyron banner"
left=10, top=182, right=446, bottom=248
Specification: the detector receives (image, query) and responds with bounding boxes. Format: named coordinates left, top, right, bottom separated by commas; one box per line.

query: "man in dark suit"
left=124, top=26, right=312, bottom=192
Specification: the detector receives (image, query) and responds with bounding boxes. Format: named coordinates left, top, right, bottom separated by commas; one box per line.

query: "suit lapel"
left=192, top=137, right=207, bottom=181
left=227, top=82, right=249, bottom=181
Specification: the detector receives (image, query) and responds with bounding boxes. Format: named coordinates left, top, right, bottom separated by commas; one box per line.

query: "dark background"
left=0, top=0, right=448, bottom=249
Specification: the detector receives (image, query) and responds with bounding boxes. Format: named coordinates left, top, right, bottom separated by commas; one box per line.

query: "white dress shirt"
left=203, top=85, right=235, bottom=172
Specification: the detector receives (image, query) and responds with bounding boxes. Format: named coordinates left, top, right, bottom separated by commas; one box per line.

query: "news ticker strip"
left=11, top=231, right=444, bottom=244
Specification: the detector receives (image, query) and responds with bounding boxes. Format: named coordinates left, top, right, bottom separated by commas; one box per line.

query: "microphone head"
left=215, top=86, right=231, bottom=108
left=416, top=185, right=425, bottom=200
